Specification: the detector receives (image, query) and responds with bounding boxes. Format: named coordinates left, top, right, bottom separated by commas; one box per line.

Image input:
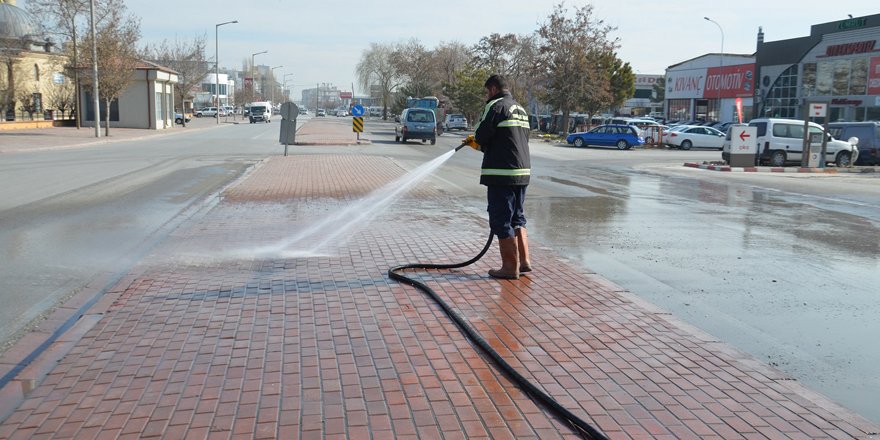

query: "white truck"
left=248, top=101, right=272, bottom=123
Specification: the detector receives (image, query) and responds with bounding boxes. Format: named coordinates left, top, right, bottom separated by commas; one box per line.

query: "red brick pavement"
left=1, top=154, right=878, bottom=439
left=295, top=117, right=371, bottom=146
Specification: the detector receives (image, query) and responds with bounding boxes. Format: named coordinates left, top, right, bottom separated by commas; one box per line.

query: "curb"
left=683, top=162, right=878, bottom=173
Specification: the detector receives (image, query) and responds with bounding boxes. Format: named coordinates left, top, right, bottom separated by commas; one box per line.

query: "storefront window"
left=816, top=62, right=833, bottom=95
left=832, top=59, right=850, bottom=96
left=803, top=63, right=816, bottom=96
left=667, top=99, right=690, bottom=120
left=849, top=58, right=868, bottom=95
left=762, top=65, right=799, bottom=118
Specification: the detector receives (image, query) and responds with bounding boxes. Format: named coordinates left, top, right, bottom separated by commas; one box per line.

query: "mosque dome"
left=0, top=1, right=41, bottom=41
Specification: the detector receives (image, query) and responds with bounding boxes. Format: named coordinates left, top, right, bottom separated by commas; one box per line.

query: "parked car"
left=565, top=124, right=644, bottom=150
left=665, top=125, right=726, bottom=150
left=747, top=118, right=859, bottom=167
left=194, top=107, right=220, bottom=117
left=828, top=122, right=880, bottom=165
left=335, top=108, right=348, bottom=117
left=174, top=112, right=191, bottom=125
left=395, top=108, right=437, bottom=144
left=444, top=114, right=468, bottom=131
left=317, top=108, right=326, bottom=117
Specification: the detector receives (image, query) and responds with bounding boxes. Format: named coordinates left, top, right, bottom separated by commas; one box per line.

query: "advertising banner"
left=665, top=69, right=706, bottom=99
left=665, top=63, right=755, bottom=100
left=703, top=64, right=755, bottom=99
left=868, top=57, right=880, bottom=95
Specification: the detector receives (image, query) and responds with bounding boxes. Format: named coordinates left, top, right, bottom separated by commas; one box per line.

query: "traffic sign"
left=352, top=116, right=364, bottom=133
left=351, top=104, right=365, bottom=117
left=280, top=102, right=298, bottom=120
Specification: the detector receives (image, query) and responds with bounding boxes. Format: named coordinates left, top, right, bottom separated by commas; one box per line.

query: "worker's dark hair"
left=484, top=74, right=507, bottom=90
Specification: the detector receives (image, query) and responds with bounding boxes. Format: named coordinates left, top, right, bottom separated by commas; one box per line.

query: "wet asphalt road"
left=2, top=118, right=877, bottom=423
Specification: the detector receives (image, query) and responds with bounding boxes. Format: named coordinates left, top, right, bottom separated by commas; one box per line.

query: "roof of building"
left=0, top=2, right=40, bottom=41
left=666, top=52, right=756, bottom=70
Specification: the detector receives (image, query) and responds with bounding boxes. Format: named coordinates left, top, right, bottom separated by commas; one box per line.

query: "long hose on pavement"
left=388, top=232, right=609, bottom=440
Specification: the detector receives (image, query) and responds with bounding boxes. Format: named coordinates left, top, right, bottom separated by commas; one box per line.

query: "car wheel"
left=616, top=139, right=629, bottom=150
left=646, top=136, right=654, bottom=144
left=573, top=137, right=584, bottom=147
left=175, top=118, right=183, bottom=124
left=681, top=140, right=692, bottom=150
left=769, top=150, right=786, bottom=167
left=430, top=137, right=436, bottom=145
left=195, top=114, right=202, bottom=118
left=836, top=151, right=852, bottom=167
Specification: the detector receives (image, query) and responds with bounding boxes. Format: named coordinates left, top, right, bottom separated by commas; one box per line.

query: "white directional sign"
left=731, top=126, right=757, bottom=155
left=810, top=103, right=828, bottom=118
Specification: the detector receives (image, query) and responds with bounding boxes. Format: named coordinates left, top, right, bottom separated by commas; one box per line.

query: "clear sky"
left=19, top=0, right=880, bottom=101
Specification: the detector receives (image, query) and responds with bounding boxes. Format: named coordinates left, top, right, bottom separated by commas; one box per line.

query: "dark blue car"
left=566, top=124, right=645, bottom=150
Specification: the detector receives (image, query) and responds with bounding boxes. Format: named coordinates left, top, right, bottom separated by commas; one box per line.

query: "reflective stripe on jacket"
left=473, top=91, right=531, bottom=186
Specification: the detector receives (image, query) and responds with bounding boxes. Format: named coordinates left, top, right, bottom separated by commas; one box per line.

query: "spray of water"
left=248, top=149, right=458, bottom=258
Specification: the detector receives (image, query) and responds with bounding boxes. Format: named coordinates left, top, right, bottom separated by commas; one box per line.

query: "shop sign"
left=831, top=98, right=863, bottom=106
left=665, top=71, right=705, bottom=99
left=822, top=40, right=878, bottom=58
left=838, top=17, right=867, bottom=30
left=703, top=64, right=755, bottom=99
left=868, top=57, right=880, bottom=95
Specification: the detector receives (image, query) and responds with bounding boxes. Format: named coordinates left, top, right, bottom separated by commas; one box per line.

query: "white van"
left=248, top=101, right=272, bottom=123
left=728, top=118, right=859, bottom=167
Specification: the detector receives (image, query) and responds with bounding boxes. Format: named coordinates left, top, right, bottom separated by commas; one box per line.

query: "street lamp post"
left=283, top=73, right=294, bottom=102
left=270, top=65, right=283, bottom=103
left=704, top=16, right=724, bottom=121
left=251, top=51, right=268, bottom=103
left=215, top=20, right=238, bottom=125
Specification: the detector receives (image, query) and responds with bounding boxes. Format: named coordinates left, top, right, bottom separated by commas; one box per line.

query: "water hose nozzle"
left=454, top=142, right=467, bottom=152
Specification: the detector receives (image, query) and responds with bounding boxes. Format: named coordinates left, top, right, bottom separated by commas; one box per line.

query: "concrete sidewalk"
left=1, top=133, right=879, bottom=439
left=0, top=118, right=229, bottom=154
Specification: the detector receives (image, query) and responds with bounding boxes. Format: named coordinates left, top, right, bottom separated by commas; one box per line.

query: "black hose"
left=388, top=232, right=609, bottom=440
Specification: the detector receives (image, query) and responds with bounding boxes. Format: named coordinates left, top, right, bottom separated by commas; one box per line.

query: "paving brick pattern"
left=1, top=154, right=878, bottom=439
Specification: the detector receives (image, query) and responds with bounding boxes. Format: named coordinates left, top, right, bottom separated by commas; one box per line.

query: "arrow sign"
left=739, top=131, right=751, bottom=141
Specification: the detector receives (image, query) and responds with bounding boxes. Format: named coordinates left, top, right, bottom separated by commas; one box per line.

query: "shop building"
left=664, top=54, right=756, bottom=123
left=620, top=74, right=663, bottom=116
left=756, top=13, right=880, bottom=122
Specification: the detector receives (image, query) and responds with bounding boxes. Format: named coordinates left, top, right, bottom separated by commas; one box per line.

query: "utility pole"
left=89, top=0, right=100, bottom=138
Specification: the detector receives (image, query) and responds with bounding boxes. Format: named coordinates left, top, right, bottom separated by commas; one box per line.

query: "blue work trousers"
left=487, top=185, right=527, bottom=239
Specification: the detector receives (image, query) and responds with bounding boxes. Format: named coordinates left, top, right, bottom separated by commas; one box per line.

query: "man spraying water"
left=461, top=74, right=532, bottom=280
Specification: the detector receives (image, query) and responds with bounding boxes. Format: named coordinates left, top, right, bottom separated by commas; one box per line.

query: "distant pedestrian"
left=463, top=74, right=532, bottom=279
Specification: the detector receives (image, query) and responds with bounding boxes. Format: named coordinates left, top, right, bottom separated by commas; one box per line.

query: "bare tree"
left=28, top=0, right=89, bottom=127
left=432, top=41, right=471, bottom=88
left=535, top=2, right=618, bottom=134
left=391, top=39, right=435, bottom=98
left=79, top=2, right=141, bottom=136
left=355, top=42, right=402, bottom=120
left=142, top=36, right=209, bottom=126
left=45, top=78, right=76, bottom=119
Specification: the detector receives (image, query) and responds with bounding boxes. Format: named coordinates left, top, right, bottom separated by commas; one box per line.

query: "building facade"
left=756, top=14, right=880, bottom=122
left=80, top=60, right=179, bottom=130
left=664, top=54, right=756, bottom=123
left=621, top=74, right=663, bottom=116
left=0, top=0, right=70, bottom=122
left=195, top=73, right=235, bottom=108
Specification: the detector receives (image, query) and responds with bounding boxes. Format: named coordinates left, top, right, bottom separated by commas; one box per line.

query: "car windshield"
left=407, top=111, right=433, bottom=122
left=252, top=106, right=266, bottom=113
